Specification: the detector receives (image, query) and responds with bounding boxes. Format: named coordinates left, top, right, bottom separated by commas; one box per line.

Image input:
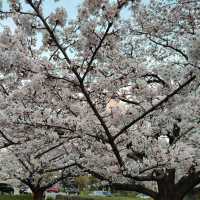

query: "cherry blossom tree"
left=0, top=142, right=79, bottom=200
left=0, top=1, right=200, bottom=200
left=0, top=68, right=81, bottom=200
left=0, top=18, right=82, bottom=200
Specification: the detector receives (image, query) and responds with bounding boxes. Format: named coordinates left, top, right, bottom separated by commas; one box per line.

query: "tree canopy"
left=0, top=1, right=200, bottom=200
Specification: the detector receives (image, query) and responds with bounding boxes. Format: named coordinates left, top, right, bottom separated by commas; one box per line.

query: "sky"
left=43, top=0, right=82, bottom=19
left=0, top=0, right=82, bottom=32
left=0, top=0, right=141, bottom=57
left=0, top=0, right=135, bottom=48
left=0, top=0, right=150, bottom=27
left=0, top=0, right=150, bottom=32
left=1, top=0, right=82, bottom=18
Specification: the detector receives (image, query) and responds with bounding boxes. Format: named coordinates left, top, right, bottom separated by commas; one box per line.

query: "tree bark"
left=111, top=183, right=157, bottom=199
left=156, top=196, right=181, bottom=200
left=111, top=168, right=200, bottom=200
left=32, top=190, right=44, bottom=200
left=156, top=181, right=178, bottom=200
left=155, top=191, right=182, bottom=200
left=156, top=169, right=182, bottom=200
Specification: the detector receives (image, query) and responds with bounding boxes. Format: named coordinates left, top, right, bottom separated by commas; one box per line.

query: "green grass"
left=86, top=196, right=140, bottom=200
left=56, top=196, right=140, bottom=200
left=0, top=195, right=32, bottom=200
left=0, top=194, right=145, bottom=200
left=80, top=191, right=141, bottom=200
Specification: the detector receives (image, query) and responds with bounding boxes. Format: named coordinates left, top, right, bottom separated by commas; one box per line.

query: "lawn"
left=85, top=196, right=142, bottom=200
left=56, top=195, right=142, bottom=200
left=0, top=195, right=32, bottom=200
left=0, top=194, right=143, bottom=200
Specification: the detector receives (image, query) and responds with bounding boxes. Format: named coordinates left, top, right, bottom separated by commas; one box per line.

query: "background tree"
left=0, top=22, right=82, bottom=200
left=75, top=176, right=90, bottom=191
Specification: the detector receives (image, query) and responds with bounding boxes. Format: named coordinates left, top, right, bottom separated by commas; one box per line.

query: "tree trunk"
left=156, top=169, right=183, bottom=200
left=156, top=184, right=180, bottom=200
left=156, top=193, right=182, bottom=200
left=32, top=190, right=44, bottom=200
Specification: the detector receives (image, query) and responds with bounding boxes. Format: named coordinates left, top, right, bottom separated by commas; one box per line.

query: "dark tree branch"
left=26, top=0, right=130, bottom=168
left=114, top=75, right=196, bottom=140
left=170, top=126, right=195, bottom=147
left=0, top=9, right=37, bottom=16
left=139, top=163, right=167, bottom=174
left=15, top=121, right=75, bottom=134
left=40, top=171, right=74, bottom=191
left=0, top=84, right=9, bottom=96
left=13, top=153, right=31, bottom=174
left=118, top=97, right=140, bottom=105
left=176, top=171, right=200, bottom=199
left=148, top=37, right=189, bottom=61
left=44, top=163, right=76, bottom=173
left=34, top=142, right=64, bottom=159
left=82, top=22, right=113, bottom=82
left=49, top=153, right=65, bottom=162
left=46, top=73, right=79, bottom=87
left=111, top=183, right=158, bottom=199
left=124, top=171, right=158, bottom=182
left=0, top=130, right=20, bottom=147
left=76, top=163, right=110, bottom=181
left=85, top=132, right=109, bottom=144
left=74, top=69, right=124, bottom=167
left=26, top=0, right=71, bottom=65
left=141, top=73, right=168, bottom=87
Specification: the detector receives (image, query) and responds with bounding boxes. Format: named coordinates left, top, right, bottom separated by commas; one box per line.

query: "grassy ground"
left=0, top=195, right=32, bottom=200
left=56, top=196, right=141, bottom=200
left=80, top=191, right=142, bottom=200
left=86, top=196, right=141, bottom=200
left=0, top=194, right=142, bottom=200
left=0, top=190, right=151, bottom=200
